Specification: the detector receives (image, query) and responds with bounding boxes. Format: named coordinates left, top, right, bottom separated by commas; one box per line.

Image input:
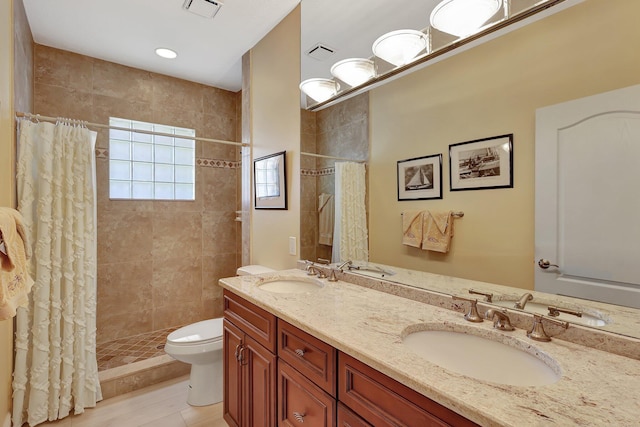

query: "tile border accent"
left=301, top=167, right=335, bottom=176
left=95, top=149, right=240, bottom=169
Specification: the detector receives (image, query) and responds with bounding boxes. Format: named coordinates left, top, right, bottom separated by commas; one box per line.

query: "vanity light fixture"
left=155, top=47, right=178, bottom=59
left=299, top=78, right=340, bottom=103
left=330, top=58, right=376, bottom=88
left=372, top=29, right=428, bottom=67
left=430, top=0, right=503, bottom=38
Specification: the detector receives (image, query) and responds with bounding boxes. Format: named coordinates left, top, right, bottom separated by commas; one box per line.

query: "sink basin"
left=403, top=327, right=560, bottom=386
left=491, top=300, right=608, bottom=327
left=257, top=277, right=324, bottom=294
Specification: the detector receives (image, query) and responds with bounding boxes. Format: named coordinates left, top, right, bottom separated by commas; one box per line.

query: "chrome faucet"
left=514, top=293, right=533, bottom=309
left=484, top=309, right=515, bottom=331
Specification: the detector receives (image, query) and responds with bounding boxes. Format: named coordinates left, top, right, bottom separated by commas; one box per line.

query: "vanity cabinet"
left=224, top=290, right=476, bottom=427
left=223, top=290, right=277, bottom=427
left=339, top=353, right=477, bottom=427
left=277, top=319, right=337, bottom=426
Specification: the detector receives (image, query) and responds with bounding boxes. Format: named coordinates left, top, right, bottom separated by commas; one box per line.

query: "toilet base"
left=186, top=358, right=223, bottom=406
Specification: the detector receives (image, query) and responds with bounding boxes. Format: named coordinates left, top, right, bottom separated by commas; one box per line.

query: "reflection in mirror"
left=301, top=0, right=577, bottom=110
left=299, top=93, right=369, bottom=262
left=298, top=0, right=640, bottom=341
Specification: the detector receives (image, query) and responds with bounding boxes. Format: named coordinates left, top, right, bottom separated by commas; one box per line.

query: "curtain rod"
left=301, top=151, right=367, bottom=163
left=15, top=112, right=247, bottom=147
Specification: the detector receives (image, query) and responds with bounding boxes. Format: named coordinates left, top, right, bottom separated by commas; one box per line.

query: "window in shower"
left=108, top=117, right=196, bottom=200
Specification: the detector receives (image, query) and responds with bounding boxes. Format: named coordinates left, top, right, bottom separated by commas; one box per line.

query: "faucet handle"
left=469, top=289, right=493, bottom=302
left=327, top=268, right=338, bottom=282
left=527, top=314, right=569, bottom=342
left=452, top=296, right=483, bottom=323
left=547, top=306, right=582, bottom=318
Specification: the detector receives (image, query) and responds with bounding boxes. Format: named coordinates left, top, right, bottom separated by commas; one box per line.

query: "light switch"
left=289, top=236, right=296, bottom=256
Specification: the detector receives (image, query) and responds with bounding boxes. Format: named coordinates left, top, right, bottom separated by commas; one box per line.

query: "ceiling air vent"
left=306, top=43, right=335, bottom=61
left=183, top=0, right=224, bottom=19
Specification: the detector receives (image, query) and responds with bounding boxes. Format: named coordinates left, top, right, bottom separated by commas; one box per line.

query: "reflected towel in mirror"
left=318, top=193, right=334, bottom=246
left=422, top=211, right=454, bottom=253
left=402, top=210, right=424, bottom=248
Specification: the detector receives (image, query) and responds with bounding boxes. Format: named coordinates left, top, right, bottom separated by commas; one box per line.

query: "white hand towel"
left=318, top=193, right=335, bottom=246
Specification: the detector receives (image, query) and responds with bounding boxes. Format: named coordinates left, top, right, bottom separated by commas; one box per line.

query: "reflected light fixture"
left=330, top=58, right=376, bottom=87
left=299, top=78, right=340, bottom=103
left=372, top=29, right=428, bottom=67
left=430, top=0, right=503, bottom=38
left=155, top=47, right=178, bottom=59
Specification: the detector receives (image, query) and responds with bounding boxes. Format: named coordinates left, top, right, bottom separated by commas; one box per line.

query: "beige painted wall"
left=0, top=1, right=15, bottom=424
left=369, top=0, right=640, bottom=289
left=250, top=6, right=301, bottom=270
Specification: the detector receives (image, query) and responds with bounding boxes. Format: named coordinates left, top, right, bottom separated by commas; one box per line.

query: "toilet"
left=165, top=265, right=274, bottom=406
left=165, top=318, right=224, bottom=406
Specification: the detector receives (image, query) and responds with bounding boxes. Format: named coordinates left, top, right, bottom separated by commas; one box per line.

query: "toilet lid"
left=167, top=318, right=223, bottom=344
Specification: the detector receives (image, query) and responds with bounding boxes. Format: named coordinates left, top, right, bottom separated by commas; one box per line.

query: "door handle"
left=538, top=259, right=559, bottom=269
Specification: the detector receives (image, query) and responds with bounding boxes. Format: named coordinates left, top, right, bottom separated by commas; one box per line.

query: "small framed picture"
left=254, top=151, right=287, bottom=209
left=449, top=134, right=513, bottom=191
left=397, top=154, right=442, bottom=201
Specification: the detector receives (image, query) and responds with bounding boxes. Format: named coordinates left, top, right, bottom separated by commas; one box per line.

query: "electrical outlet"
left=289, top=236, right=296, bottom=256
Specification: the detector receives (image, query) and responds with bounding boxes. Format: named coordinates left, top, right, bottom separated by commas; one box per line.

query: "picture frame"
left=254, top=151, right=287, bottom=209
left=397, top=154, right=443, bottom=201
left=449, top=134, right=513, bottom=191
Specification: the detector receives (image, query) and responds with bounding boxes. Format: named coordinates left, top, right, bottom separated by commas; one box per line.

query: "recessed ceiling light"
left=155, top=48, right=178, bottom=59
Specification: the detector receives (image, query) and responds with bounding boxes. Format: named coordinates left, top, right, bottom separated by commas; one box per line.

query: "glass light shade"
left=330, top=58, right=376, bottom=87
left=299, top=78, right=340, bottom=103
left=430, top=0, right=502, bottom=38
left=372, top=29, right=428, bottom=67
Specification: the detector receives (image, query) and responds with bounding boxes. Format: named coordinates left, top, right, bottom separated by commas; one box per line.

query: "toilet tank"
left=236, top=265, right=275, bottom=276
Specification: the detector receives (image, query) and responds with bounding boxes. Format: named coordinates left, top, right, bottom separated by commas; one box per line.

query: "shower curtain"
left=12, top=120, right=102, bottom=426
left=332, top=162, right=369, bottom=263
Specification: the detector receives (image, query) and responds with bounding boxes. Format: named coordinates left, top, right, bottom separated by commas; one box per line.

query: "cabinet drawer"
left=278, top=319, right=337, bottom=396
left=224, top=289, right=277, bottom=353
left=338, top=352, right=478, bottom=427
left=279, top=360, right=336, bottom=427
left=337, top=403, right=372, bottom=427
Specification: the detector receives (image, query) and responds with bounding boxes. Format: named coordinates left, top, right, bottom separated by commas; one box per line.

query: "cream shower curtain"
left=332, top=162, right=369, bottom=263
left=13, top=120, right=102, bottom=426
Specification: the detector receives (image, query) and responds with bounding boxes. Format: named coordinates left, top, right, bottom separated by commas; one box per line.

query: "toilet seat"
left=167, top=318, right=223, bottom=346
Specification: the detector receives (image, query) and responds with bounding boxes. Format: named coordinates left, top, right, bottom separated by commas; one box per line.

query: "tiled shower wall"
left=33, top=45, right=241, bottom=344
left=300, top=93, right=369, bottom=263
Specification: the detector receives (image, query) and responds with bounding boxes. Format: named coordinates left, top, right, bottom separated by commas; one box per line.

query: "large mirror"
left=298, top=0, right=640, bottom=340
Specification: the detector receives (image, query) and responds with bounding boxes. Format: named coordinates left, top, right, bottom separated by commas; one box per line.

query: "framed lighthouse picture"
left=397, top=154, right=442, bottom=201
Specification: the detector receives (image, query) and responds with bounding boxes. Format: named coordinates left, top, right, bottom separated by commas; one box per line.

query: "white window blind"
left=109, top=118, right=195, bottom=200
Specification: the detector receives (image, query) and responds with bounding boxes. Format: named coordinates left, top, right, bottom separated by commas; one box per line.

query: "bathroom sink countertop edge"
left=219, top=269, right=640, bottom=427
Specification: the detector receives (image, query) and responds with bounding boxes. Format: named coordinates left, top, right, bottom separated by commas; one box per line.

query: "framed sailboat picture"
left=397, top=154, right=442, bottom=201
left=449, top=134, right=513, bottom=191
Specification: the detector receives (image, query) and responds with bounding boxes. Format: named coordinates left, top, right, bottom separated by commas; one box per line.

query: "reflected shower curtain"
left=332, top=162, right=369, bottom=263
left=13, top=120, right=102, bottom=426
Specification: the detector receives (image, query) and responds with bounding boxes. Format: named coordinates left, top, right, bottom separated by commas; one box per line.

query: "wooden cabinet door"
left=244, top=335, right=277, bottom=427
left=339, top=353, right=477, bottom=427
left=223, top=320, right=244, bottom=427
left=278, top=360, right=336, bottom=427
left=337, top=403, right=372, bottom=427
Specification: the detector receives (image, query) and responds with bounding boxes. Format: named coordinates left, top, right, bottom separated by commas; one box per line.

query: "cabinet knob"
left=293, top=412, right=306, bottom=423
left=294, top=348, right=305, bottom=357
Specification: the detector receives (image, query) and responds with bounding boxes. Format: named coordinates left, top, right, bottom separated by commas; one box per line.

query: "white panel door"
left=535, top=84, right=640, bottom=308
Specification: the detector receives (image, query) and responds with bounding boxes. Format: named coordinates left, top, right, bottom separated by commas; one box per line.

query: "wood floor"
left=39, top=375, right=228, bottom=427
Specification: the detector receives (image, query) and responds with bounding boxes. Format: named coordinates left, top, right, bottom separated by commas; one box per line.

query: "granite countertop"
left=219, top=269, right=640, bottom=427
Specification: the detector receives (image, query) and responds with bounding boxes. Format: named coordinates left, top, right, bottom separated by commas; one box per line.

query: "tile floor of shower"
left=97, top=326, right=181, bottom=371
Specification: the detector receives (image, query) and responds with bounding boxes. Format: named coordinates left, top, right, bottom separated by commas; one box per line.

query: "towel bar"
left=401, top=211, right=464, bottom=218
